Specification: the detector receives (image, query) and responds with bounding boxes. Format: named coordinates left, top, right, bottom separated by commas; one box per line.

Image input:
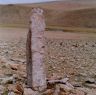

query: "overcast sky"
left=0, top=0, right=57, bottom=4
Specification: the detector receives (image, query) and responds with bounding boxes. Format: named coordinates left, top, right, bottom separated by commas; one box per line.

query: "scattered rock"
left=24, top=88, right=40, bottom=95
left=1, top=32, right=96, bottom=95
left=87, top=90, right=96, bottom=95
left=8, top=84, right=15, bottom=91
left=41, top=89, right=54, bottom=95
left=1, top=76, right=14, bottom=84
left=0, top=85, right=4, bottom=94
left=8, top=91, right=15, bottom=95
left=84, top=83, right=96, bottom=88
left=59, top=83, right=74, bottom=92
left=85, top=78, right=95, bottom=84
left=53, top=84, right=60, bottom=95
left=10, top=64, right=18, bottom=70
left=10, top=58, right=25, bottom=63
left=66, top=82, right=74, bottom=89
left=47, top=78, right=69, bottom=85
left=15, top=82, right=24, bottom=94
left=77, top=87, right=96, bottom=95
left=71, top=82, right=82, bottom=87
left=61, top=78, right=69, bottom=83
left=50, top=73, right=62, bottom=80
left=70, top=89, right=85, bottom=95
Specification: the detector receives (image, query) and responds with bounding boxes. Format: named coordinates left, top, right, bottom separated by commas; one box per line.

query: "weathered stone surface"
left=30, top=8, right=47, bottom=91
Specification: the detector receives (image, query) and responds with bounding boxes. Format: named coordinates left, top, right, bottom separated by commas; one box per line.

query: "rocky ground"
left=0, top=28, right=96, bottom=94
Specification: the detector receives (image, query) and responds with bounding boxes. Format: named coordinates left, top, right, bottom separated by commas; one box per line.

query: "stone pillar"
left=26, top=8, right=47, bottom=91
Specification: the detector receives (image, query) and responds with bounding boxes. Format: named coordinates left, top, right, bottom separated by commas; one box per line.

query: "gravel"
left=0, top=38, right=96, bottom=81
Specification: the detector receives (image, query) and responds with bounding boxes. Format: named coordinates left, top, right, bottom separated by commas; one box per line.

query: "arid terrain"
left=0, top=28, right=96, bottom=94
left=0, top=0, right=96, bottom=94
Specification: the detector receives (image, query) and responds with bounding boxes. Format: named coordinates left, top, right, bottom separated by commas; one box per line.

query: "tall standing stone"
left=26, top=8, right=47, bottom=91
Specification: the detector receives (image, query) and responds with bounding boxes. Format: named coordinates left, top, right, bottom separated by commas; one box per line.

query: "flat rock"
left=24, top=88, right=40, bottom=95
left=84, top=83, right=96, bottom=88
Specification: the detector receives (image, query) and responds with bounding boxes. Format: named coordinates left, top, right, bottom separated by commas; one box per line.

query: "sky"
left=0, top=0, right=57, bottom=4
left=1, top=0, right=96, bottom=4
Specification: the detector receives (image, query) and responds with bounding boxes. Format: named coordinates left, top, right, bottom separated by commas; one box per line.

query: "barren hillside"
left=0, top=1, right=96, bottom=29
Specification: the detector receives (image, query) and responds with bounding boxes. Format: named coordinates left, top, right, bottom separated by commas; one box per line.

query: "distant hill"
left=0, top=1, right=96, bottom=28
left=0, top=5, right=31, bottom=26
left=57, top=8, right=96, bottom=28
left=19, top=0, right=96, bottom=10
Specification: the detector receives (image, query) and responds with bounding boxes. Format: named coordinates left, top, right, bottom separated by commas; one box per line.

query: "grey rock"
left=85, top=78, right=95, bottom=84
left=1, top=76, right=14, bottom=84
left=8, top=92, right=15, bottom=95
